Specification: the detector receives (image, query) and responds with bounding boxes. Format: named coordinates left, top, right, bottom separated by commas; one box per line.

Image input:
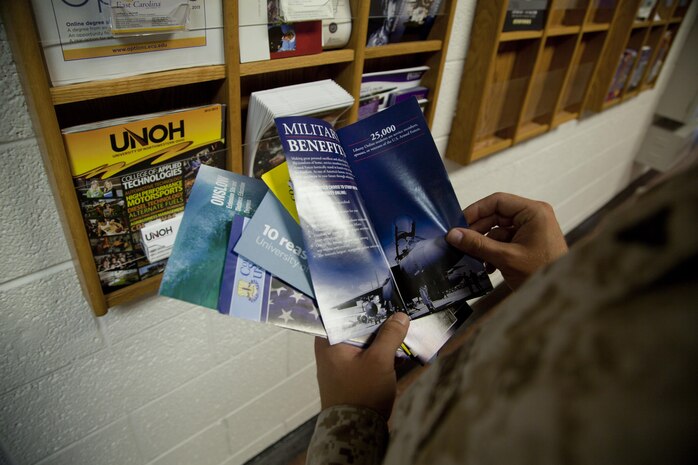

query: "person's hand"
left=446, top=193, right=568, bottom=289
left=314, top=312, right=410, bottom=420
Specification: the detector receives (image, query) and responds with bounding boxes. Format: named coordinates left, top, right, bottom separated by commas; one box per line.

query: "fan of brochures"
left=160, top=82, right=493, bottom=363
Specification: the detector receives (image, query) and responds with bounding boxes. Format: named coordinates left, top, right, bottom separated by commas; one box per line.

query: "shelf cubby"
left=475, top=39, right=540, bottom=153
left=655, top=0, right=678, bottom=21
left=587, top=0, right=617, bottom=25
left=554, top=31, right=607, bottom=125
left=548, top=0, right=590, bottom=27
left=673, top=0, right=692, bottom=18
left=518, top=34, right=578, bottom=140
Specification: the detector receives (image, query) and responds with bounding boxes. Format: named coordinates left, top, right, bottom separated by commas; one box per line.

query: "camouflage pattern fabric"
left=307, top=164, right=698, bottom=465
left=306, top=405, right=388, bottom=465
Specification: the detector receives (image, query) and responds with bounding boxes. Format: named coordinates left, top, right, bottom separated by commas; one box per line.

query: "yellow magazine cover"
left=62, top=104, right=226, bottom=293
left=261, top=162, right=299, bottom=223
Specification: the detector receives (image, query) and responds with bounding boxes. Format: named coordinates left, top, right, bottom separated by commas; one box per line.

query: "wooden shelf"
left=552, top=109, right=578, bottom=127
left=106, top=275, right=162, bottom=308
left=2, top=0, right=459, bottom=315
left=583, top=23, right=611, bottom=32
left=516, top=121, right=549, bottom=142
left=239, top=49, right=355, bottom=76
left=548, top=25, right=582, bottom=36
left=472, top=136, right=512, bottom=160
left=50, top=65, right=226, bottom=105
left=500, top=30, right=544, bottom=42
left=602, top=97, right=621, bottom=109
left=364, top=40, right=442, bottom=59
left=632, top=21, right=652, bottom=28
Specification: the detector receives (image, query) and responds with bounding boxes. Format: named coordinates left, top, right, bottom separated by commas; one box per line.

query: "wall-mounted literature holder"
left=0, top=0, right=457, bottom=316
left=446, top=0, right=692, bottom=165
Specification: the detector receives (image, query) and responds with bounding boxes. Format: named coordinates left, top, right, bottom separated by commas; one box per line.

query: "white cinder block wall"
left=0, top=2, right=695, bottom=464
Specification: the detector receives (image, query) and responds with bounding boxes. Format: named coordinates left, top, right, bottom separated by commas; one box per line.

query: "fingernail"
left=391, top=312, right=410, bottom=326
left=447, top=229, right=463, bottom=244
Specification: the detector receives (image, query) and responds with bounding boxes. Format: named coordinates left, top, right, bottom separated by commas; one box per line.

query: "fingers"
left=446, top=227, right=511, bottom=267
left=365, top=312, right=410, bottom=366
left=314, top=336, right=330, bottom=356
left=467, top=214, right=514, bottom=234
left=463, top=192, right=536, bottom=226
left=315, top=337, right=361, bottom=362
left=486, top=226, right=515, bottom=243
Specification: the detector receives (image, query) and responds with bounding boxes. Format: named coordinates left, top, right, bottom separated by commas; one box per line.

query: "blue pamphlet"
left=218, top=215, right=324, bottom=336
left=233, top=192, right=314, bottom=297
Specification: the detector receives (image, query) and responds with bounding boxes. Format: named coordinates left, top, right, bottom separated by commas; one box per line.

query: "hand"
left=446, top=193, right=568, bottom=290
left=314, top=312, right=410, bottom=420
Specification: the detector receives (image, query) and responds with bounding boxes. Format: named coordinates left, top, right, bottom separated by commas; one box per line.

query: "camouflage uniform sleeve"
left=306, top=405, right=389, bottom=465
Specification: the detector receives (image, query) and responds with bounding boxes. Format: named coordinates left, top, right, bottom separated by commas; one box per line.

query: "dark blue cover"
left=276, top=99, right=491, bottom=345
left=339, top=98, right=491, bottom=317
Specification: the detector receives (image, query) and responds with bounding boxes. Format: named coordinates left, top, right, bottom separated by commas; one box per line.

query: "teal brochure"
left=159, top=165, right=268, bottom=309
left=233, top=192, right=314, bottom=297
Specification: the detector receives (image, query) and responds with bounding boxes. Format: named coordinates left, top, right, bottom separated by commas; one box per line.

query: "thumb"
left=366, top=312, right=410, bottom=365
left=446, top=227, right=510, bottom=268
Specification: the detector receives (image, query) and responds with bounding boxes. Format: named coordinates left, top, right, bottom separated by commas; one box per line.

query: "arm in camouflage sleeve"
left=306, top=405, right=389, bottom=465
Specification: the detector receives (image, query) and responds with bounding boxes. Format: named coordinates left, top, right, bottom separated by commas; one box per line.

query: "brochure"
left=159, top=165, right=268, bottom=309
left=233, top=192, right=315, bottom=297
left=238, top=0, right=323, bottom=63
left=218, top=216, right=325, bottom=336
left=273, top=98, right=492, bottom=344
left=109, top=0, right=190, bottom=35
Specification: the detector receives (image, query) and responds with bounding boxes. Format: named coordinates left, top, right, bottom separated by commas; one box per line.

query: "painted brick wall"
left=0, top=2, right=694, bottom=464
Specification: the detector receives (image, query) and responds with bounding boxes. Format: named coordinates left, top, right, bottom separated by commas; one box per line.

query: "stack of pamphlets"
left=607, top=48, right=638, bottom=101
left=161, top=98, right=493, bottom=363
left=628, top=46, right=652, bottom=90
left=244, top=80, right=355, bottom=178
left=62, top=104, right=227, bottom=293
left=359, top=66, right=430, bottom=119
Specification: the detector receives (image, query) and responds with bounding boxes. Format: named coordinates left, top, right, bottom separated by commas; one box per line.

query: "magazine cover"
left=607, top=49, right=638, bottom=101
left=63, top=105, right=226, bottom=293
left=366, top=0, right=442, bottom=46
left=503, top=0, right=549, bottom=32
left=275, top=98, right=491, bottom=344
left=159, top=165, right=268, bottom=309
left=267, top=0, right=323, bottom=59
